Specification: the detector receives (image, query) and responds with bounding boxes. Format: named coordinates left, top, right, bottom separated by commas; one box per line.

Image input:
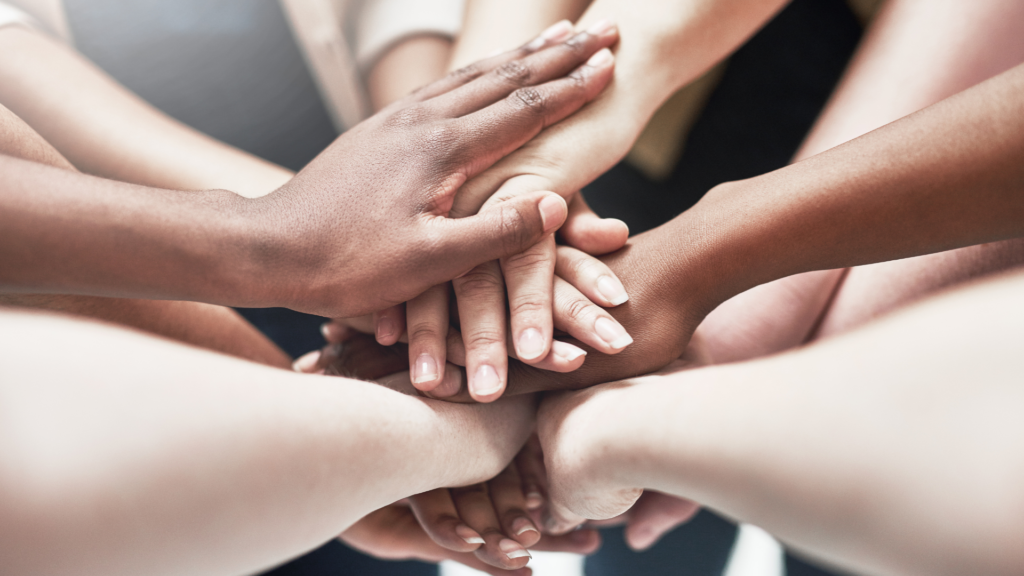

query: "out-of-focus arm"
left=0, top=309, right=534, bottom=576
left=0, top=26, right=293, bottom=197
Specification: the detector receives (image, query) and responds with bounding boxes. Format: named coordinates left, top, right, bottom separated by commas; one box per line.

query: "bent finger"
left=555, top=245, right=629, bottom=308
left=502, top=235, right=556, bottom=365
left=406, top=284, right=450, bottom=391
left=489, top=465, right=541, bottom=547
left=409, top=489, right=485, bottom=553
left=450, top=484, right=532, bottom=569
left=559, top=192, right=629, bottom=255
left=373, top=304, right=405, bottom=346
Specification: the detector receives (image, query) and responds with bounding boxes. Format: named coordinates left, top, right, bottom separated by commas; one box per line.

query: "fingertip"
left=292, top=350, right=321, bottom=373
left=538, top=193, right=568, bottom=234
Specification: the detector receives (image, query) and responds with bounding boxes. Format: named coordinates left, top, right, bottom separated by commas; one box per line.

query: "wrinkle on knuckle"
left=450, top=63, right=483, bottom=83
left=408, top=325, right=442, bottom=343
left=498, top=204, right=530, bottom=255
left=495, top=60, right=533, bottom=85
left=558, top=295, right=593, bottom=324
left=503, top=249, right=550, bottom=274
left=461, top=326, right=506, bottom=349
left=454, top=269, right=503, bottom=297
left=508, top=298, right=547, bottom=319
left=510, top=87, right=547, bottom=116
left=385, top=105, right=430, bottom=129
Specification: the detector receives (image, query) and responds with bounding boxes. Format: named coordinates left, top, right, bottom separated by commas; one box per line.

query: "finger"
left=408, top=489, right=485, bottom=553
left=554, top=277, right=633, bottom=354
left=320, top=321, right=361, bottom=343
left=519, top=340, right=587, bottom=373
left=450, top=484, right=533, bottom=569
left=328, top=315, right=376, bottom=337
left=450, top=47, right=615, bottom=182
left=624, top=492, right=701, bottom=551
left=558, top=192, right=629, bottom=255
left=555, top=245, right=629, bottom=308
left=429, top=192, right=566, bottom=283
left=452, top=261, right=508, bottom=402
left=406, top=284, right=450, bottom=391
left=542, top=498, right=589, bottom=536
left=489, top=465, right=541, bottom=547
left=502, top=235, right=555, bottom=365
left=317, top=335, right=409, bottom=380
left=382, top=20, right=576, bottom=114
left=373, top=304, right=405, bottom=346
left=515, top=435, right=547, bottom=512
left=530, top=529, right=602, bottom=555
left=427, top=23, right=618, bottom=119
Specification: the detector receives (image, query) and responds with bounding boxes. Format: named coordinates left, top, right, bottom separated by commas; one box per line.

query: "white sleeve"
left=0, top=1, right=41, bottom=33
left=353, top=0, right=465, bottom=73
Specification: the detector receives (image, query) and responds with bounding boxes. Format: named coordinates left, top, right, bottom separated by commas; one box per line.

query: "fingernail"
left=596, top=275, right=629, bottom=305
left=472, top=364, right=503, bottom=397
left=539, top=194, right=566, bottom=233
left=376, top=317, right=396, bottom=341
left=525, top=491, right=544, bottom=510
left=517, top=328, right=546, bottom=361
left=320, top=322, right=334, bottom=341
left=456, top=523, right=485, bottom=545
left=586, top=47, right=614, bottom=68
left=500, top=538, right=532, bottom=560
left=595, top=317, right=633, bottom=349
left=411, top=353, right=439, bottom=385
left=552, top=341, right=586, bottom=362
left=586, top=19, right=614, bottom=36
left=527, top=19, right=573, bottom=50
left=292, top=350, right=321, bottom=373
left=512, top=517, right=540, bottom=537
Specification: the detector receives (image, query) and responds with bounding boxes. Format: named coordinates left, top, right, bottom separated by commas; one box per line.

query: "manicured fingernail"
left=586, top=19, right=614, bottom=36
left=292, top=350, right=321, bottom=372
left=412, top=353, right=439, bottom=385
left=595, top=317, right=633, bottom=349
left=586, top=47, right=614, bottom=68
left=472, top=364, right=503, bottom=397
left=525, top=491, right=544, bottom=510
left=539, top=194, right=566, bottom=233
left=596, top=275, right=629, bottom=305
left=456, top=523, right=485, bottom=545
left=512, top=517, right=540, bottom=537
left=376, top=317, right=396, bottom=341
left=527, top=19, right=573, bottom=50
left=552, top=341, right=586, bottom=362
left=500, top=538, right=532, bottom=560
left=517, top=328, right=546, bottom=361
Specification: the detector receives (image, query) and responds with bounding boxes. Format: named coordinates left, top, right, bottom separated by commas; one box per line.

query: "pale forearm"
left=591, top=271, right=1024, bottom=576
left=0, top=309, right=532, bottom=576
left=0, top=27, right=292, bottom=197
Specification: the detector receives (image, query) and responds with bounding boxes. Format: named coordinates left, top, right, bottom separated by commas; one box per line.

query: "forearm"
left=0, top=27, right=292, bottom=197
left=0, top=309, right=532, bottom=576
left=450, top=0, right=591, bottom=69
left=0, top=155, right=268, bottom=306
left=591, top=271, right=1024, bottom=575
left=669, top=63, right=1024, bottom=316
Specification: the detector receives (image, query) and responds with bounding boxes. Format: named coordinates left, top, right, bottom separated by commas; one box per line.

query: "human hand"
left=243, top=23, right=618, bottom=318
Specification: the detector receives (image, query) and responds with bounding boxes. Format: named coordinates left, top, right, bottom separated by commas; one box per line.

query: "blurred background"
left=4, top=0, right=877, bottom=574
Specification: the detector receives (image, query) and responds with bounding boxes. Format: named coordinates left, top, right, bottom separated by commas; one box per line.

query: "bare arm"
left=0, top=308, right=534, bottom=576
left=0, top=26, right=292, bottom=197
left=539, top=269, right=1024, bottom=576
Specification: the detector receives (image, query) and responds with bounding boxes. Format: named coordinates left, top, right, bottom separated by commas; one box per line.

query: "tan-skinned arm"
left=0, top=103, right=289, bottom=367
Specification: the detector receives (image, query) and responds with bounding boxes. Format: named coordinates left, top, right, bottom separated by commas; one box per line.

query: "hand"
left=242, top=25, right=617, bottom=318
left=340, top=502, right=533, bottom=576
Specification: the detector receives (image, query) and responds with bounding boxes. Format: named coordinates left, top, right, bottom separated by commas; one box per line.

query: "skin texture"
left=537, top=269, right=1024, bottom=576
left=0, top=36, right=623, bottom=318
left=0, top=309, right=535, bottom=576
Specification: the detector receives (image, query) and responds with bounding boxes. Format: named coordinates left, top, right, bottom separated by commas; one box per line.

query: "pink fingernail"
left=512, top=517, right=540, bottom=537
left=552, top=341, right=586, bottom=362
left=525, top=491, right=544, bottom=510
left=527, top=19, right=573, bottom=50
left=472, top=364, right=503, bottom=397
left=412, top=353, right=439, bottom=385
left=500, top=538, right=532, bottom=560
left=586, top=48, right=614, bottom=68
left=456, top=523, right=485, bottom=545
left=517, top=328, right=546, bottom=361
left=292, top=350, right=321, bottom=373
left=376, top=317, right=396, bottom=341
left=595, top=317, right=633, bottom=349
left=539, top=194, right=567, bottom=233
left=597, top=275, right=629, bottom=305
left=586, top=19, right=615, bottom=36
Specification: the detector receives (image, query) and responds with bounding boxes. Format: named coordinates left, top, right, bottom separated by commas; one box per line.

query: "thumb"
left=559, top=193, right=630, bottom=255
left=435, top=192, right=567, bottom=277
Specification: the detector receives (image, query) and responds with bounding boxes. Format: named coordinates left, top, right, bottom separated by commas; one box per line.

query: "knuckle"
left=569, top=254, right=603, bottom=280
left=497, top=204, right=531, bottom=255
left=408, top=324, right=443, bottom=344
left=461, top=325, right=505, bottom=348
left=495, top=60, right=533, bottom=86
left=510, top=87, right=548, bottom=116
left=385, top=104, right=431, bottom=128
left=508, top=298, right=547, bottom=319
left=503, top=249, right=551, bottom=274
left=454, top=267, right=503, bottom=296
left=449, top=63, right=483, bottom=83
left=557, top=293, right=595, bottom=324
